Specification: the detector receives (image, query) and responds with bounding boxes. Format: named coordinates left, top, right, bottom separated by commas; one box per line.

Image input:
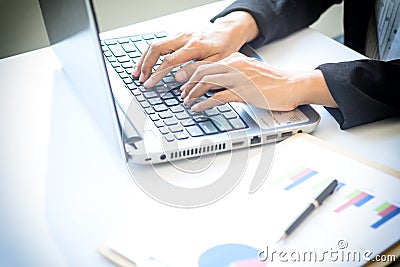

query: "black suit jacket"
left=211, top=0, right=400, bottom=129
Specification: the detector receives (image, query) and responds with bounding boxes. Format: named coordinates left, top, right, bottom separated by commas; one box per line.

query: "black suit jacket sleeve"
left=318, top=59, right=400, bottom=129
left=211, top=0, right=342, bottom=48
left=211, top=0, right=400, bottom=129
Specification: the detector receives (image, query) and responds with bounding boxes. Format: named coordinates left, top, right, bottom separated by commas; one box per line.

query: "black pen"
left=278, top=179, right=339, bottom=242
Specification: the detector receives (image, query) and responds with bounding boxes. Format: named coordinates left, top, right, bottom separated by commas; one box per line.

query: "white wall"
left=93, top=0, right=218, bottom=32
left=0, top=0, right=343, bottom=59
left=311, top=3, right=344, bottom=39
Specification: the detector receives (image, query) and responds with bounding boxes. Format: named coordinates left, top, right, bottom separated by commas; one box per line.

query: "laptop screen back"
left=39, top=0, right=124, bottom=158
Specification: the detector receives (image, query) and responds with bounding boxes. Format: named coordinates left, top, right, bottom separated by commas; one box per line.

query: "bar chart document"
left=99, top=134, right=400, bottom=267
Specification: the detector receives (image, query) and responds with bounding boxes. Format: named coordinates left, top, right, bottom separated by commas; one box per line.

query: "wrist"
left=213, top=11, right=259, bottom=48
left=293, top=70, right=338, bottom=108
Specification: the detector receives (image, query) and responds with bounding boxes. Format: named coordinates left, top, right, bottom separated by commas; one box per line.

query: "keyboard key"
left=163, top=76, right=176, bottom=84
left=167, top=81, right=182, bottom=90
left=143, top=91, right=158, bottom=98
left=134, top=40, right=149, bottom=53
left=142, top=33, right=155, bottom=40
left=164, top=98, right=179, bottom=106
left=133, top=80, right=142, bottom=86
left=128, top=51, right=141, bottom=58
left=130, top=88, right=141, bottom=96
left=148, top=98, right=163, bottom=105
left=122, top=62, right=133, bottom=69
left=153, top=104, right=168, bottom=112
left=204, top=108, right=219, bottom=117
left=117, top=37, right=130, bottom=44
left=159, top=126, right=169, bottom=134
left=155, top=85, right=169, bottom=93
left=136, top=95, right=146, bottom=102
left=121, top=42, right=137, bottom=52
left=216, top=104, right=231, bottom=113
left=117, top=55, right=131, bottom=63
left=144, top=107, right=155, bottom=114
left=104, top=51, right=112, bottom=57
left=155, top=32, right=167, bottom=38
left=123, top=77, right=133, bottom=84
left=174, top=131, right=189, bottom=140
left=175, top=111, right=190, bottom=120
left=169, top=124, right=183, bottom=133
left=125, top=68, right=133, bottom=75
left=180, top=118, right=195, bottom=127
left=164, top=118, right=178, bottom=126
left=140, top=101, right=150, bottom=108
left=210, top=115, right=232, bottom=132
left=158, top=110, right=173, bottom=119
left=109, top=44, right=125, bottom=57
left=115, top=66, right=124, bottom=73
left=119, top=72, right=129, bottom=79
left=198, top=121, right=219, bottom=134
left=223, top=111, right=237, bottom=119
left=111, top=62, right=120, bottom=68
left=163, top=133, right=175, bottom=142
left=193, top=115, right=209, bottom=123
left=160, top=92, right=174, bottom=100
left=130, top=36, right=142, bottom=42
left=104, top=39, right=117, bottom=45
left=106, top=56, right=116, bottom=62
left=170, top=105, right=185, bottom=113
left=186, top=125, right=204, bottom=137
left=154, top=120, right=164, bottom=128
left=149, top=114, right=159, bottom=121
left=229, top=118, right=247, bottom=129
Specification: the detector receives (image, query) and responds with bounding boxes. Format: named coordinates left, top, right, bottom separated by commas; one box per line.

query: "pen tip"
left=277, top=233, right=287, bottom=243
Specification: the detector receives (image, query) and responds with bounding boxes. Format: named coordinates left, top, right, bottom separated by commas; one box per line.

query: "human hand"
left=131, top=11, right=259, bottom=88
left=180, top=52, right=337, bottom=112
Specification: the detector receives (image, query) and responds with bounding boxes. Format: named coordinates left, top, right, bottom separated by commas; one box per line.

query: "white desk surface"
left=0, top=1, right=399, bottom=266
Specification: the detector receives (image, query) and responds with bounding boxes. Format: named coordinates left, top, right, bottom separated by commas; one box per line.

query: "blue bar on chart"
left=283, top=167, right=318, bottom=191
left=371, top=202, right=400, bottom=229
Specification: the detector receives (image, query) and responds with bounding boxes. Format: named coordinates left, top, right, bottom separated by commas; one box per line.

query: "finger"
left=191, top=90, right=240, bottom=112
left=175, top=61, right=207, bottom=83
left=181, top=63, right=230, bottom=93
left=136, top=38, right=187, bottom=83
left=183, top=73, right=228, bottom=104
left=175, top=53, right=227, bottom=83
left=143, top=45, right=204, bottom=88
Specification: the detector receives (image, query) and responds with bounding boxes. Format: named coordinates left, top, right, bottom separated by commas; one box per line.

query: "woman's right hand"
left=131, top=11, right=259, bottom=88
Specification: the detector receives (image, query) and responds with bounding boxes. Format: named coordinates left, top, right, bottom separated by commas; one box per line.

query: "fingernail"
left=175, top=69, right=188, bottom=82
left=191, top=104, right=200, bottom=112
left=143, top=78, right=153, bottom=88
left=183, top=96, right=190, bottom=105
left=181, top=90, right=187, bottom=98
left=139, top=72, right=145, bottom=83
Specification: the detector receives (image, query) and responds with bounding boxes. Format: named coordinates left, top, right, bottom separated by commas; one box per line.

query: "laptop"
left=39, top=0, right=320, bottom=164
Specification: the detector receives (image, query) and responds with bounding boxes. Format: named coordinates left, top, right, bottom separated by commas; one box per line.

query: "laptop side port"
left=250, top=135, right=261, bottom=145
left=232, top=141, right=245, bottom=147
left=281, top=131, right=293, bottom=138
left=266, top=134, right=278, bottom=140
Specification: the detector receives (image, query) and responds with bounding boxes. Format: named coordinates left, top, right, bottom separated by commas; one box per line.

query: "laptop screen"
left=39, top=0, right=125, bottom=159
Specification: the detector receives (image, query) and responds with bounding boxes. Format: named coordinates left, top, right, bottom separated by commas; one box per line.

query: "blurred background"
left=0, top=0, right=343, bottom=59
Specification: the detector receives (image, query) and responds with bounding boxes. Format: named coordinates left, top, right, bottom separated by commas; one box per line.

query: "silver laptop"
left=39, top=0, right=320, bottom=164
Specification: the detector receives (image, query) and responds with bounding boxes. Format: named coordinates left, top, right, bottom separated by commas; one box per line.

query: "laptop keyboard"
left=101, top=32, right=247, bottom=142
